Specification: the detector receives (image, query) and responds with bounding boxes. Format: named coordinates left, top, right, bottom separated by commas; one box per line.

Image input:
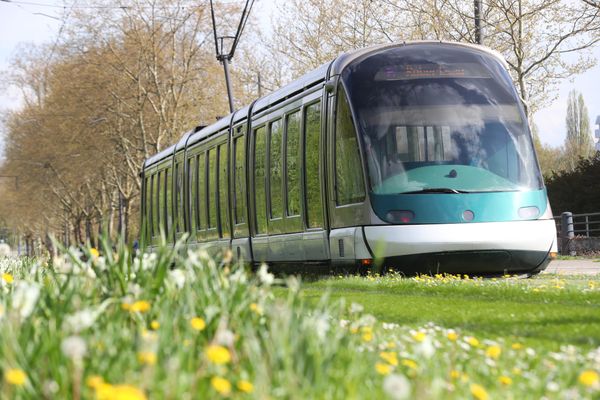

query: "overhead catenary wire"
left=0, top=0, right=245, bottom=10
left=209, top=0, right=254, bottom=113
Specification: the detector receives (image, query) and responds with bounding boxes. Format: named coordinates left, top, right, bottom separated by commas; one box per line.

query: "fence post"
left=560, top=212, right=575, bottom=256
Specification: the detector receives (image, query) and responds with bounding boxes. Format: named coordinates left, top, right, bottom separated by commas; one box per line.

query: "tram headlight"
left=386, top=210, right=415, bottom=224
left=518, top=206, right=540, bottom=219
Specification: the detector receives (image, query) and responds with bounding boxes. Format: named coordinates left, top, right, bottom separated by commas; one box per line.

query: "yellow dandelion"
left=2, top=273, right=13, bottom=284
left=121, top=302, right=131, bottom=311
left=511, top=343, right=523, bottom=350
left=90, top=248, right=100, bottom=259
left=466, top=336, right=480, bottom=347
left=412, top=331, right=426, bottom=342
left=137, top=351, right=157, bottom=366
left=450, top=370, right=461, bottom=379
left=128, top=301, right=151, bottom=313
left=588, top=281, right=595, bottom=289
left=362, top=332, right=373, bottom=342
left=150, top=320, right=160, bottom=330
left=361, top=326, right=373, bottom=334
left=447, top=331, right=458, bottom=341
left=211, top=376, right=232, bottom=395
left=579, top=370, right=599, bottom=387
left=375, top=362, right=392, bottom=375
left=512, top=367, right=522, bottom=376
left=86, top=375, right=104, bottom=389
left=401, top=359, right=418, bottom=370
left=379, top=352, right=398, bottom=366
left=103, top=384, right=147, bottom=400
left=206, top=345, right=231, bottom=365
left=95, top=383, right=115, bottom=400
left=4, top=368, right=26, bottom=386
left=190, top=317, right=206, bottom=331
left=499, top=376, right=512, bottom=386
left=249, top=303, right=262, bottom=315
left=470, top=383, right=489, bottom=400
left=485, top=345, right=502, bottom=359
left=350, top=326, right=359, bottom=334
left=237, top=380, right=254, bottom=393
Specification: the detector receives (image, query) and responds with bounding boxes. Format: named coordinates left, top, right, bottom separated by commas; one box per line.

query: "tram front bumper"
left=364, top=219, right=557, bottom=274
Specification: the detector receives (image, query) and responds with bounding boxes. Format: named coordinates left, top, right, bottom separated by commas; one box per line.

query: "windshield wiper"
left=400, top=188, right=470, bottom=194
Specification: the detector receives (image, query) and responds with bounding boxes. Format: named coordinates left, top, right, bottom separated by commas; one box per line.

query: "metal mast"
left=210, top=0, right=255, bottom=113
left=474, top=0, right=483, bottom=44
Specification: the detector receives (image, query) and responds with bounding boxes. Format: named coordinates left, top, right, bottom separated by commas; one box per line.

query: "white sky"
left=1, top=0, right=599, bottom=154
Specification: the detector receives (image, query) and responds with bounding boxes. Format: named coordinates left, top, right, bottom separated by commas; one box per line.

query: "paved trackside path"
left=543, top=259, right=600, bottom=275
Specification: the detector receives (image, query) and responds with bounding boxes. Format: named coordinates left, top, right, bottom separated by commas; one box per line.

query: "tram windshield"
left=341, top=44, right=543, bottom=194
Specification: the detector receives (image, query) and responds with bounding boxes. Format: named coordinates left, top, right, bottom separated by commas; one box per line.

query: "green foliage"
left=1, top=244, right=599, bottom=399
left=546, top=153, right=600, bottom=214
left=564, top=90, right=595, bottom=171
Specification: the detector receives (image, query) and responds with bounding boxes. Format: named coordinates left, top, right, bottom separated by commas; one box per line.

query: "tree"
left=531, top=122, right=567, bottom=178
left=0, top=0, right=253, bottom=247
left=546, top=153, right=600, bottom=214
left=380, top=0, right=600, bottom=119
left=564, top=90, right=594, bottom=170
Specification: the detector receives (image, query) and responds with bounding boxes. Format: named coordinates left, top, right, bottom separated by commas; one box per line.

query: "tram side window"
left=218, top=144, right=230, bottom=238
left=156, top=170, right=164, bottom=236
left=286, top=111, right=301, bottom=217
left=165, top=167, right=173, bottom=236
left=144, top=176, right=151, bottom=238
left=254, top=126, right=267, bottom=234
left=269, top=119, right=283, bottom=219
left=304, top=102, right=323, bottom=228
left=335, top=87, right=365, bottom=205
left=234, top=134, right=246, bottom=224
left=175, top=162, right=184, bottom=233
left=198, top=153, right=206, bottom=231
left=188, top=156, right=196, bottom=233
left=208, top=149, right=217, bottom=229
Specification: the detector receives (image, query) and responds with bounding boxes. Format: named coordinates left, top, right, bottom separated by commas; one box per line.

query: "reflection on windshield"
left=342, top=45, right=543, bottom=195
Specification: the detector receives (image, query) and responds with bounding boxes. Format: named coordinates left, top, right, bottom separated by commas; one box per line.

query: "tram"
left=140, top=41, right=557, bottom=274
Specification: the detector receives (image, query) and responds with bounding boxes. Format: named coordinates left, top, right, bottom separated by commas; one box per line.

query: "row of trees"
left=535, top=89, right=597, bottom=177
left=1, top=0, right=599, bottom=252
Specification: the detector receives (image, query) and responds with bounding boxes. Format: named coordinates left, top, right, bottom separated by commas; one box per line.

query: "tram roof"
left=144, top=41, right=507, bottom=169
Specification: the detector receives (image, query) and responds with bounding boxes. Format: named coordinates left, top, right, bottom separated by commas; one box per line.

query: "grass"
left=292, top=273, right=600, bottom=351
left=1, top=240, right=599, bottom=399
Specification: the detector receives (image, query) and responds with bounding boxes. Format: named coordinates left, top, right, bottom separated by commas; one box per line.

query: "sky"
left=1, top=0, right=599, bottom=155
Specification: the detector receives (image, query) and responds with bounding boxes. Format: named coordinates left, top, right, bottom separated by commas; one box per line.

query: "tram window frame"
left=188, top=156, right=196, bottom=233
left=285, top=110, right=301, bottom=217
left=146, top=175, right=153, bottom=238
left=165, top=167, right=173, bottom=236
left=233, top=132, right=246, bottom=225
left=269, top=118, right=284, bottom=220
left=253, top=125, right=267, bottom=235
left=207, top=148, right=218, bottom=229
left=218, top=143, right=230, bottom=238
left=334, top=86, right=366, bottom=206
left=156, top=170, right=164, bottom=237
left=152, top=171, right=162, bottom=237
left=197, top=152, right=206, bottom=231
left=175, top=161, right=184, bottom=233
left=303, top=101, right=324, bottom=229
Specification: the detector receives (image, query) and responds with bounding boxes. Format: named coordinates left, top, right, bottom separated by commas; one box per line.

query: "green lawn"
left=286, top=273, right=600, bottom=351
left=2, top=245, right=600, bottom=399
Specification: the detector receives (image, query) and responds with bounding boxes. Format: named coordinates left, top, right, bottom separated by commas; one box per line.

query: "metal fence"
left=554, top=212, right=600, bottom=238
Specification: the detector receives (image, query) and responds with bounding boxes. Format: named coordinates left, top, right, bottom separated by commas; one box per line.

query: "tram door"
left=301, top=94, right=329, bottom=261
left=326, top=84, right=369, bottom=265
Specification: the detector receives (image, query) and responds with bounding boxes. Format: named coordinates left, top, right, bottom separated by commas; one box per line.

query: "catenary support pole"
left=474, top=0, right=482, bottom=44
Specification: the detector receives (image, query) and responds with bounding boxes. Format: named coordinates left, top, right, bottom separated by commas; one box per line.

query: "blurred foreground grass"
left=0, top=240, right=599, bottom=399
